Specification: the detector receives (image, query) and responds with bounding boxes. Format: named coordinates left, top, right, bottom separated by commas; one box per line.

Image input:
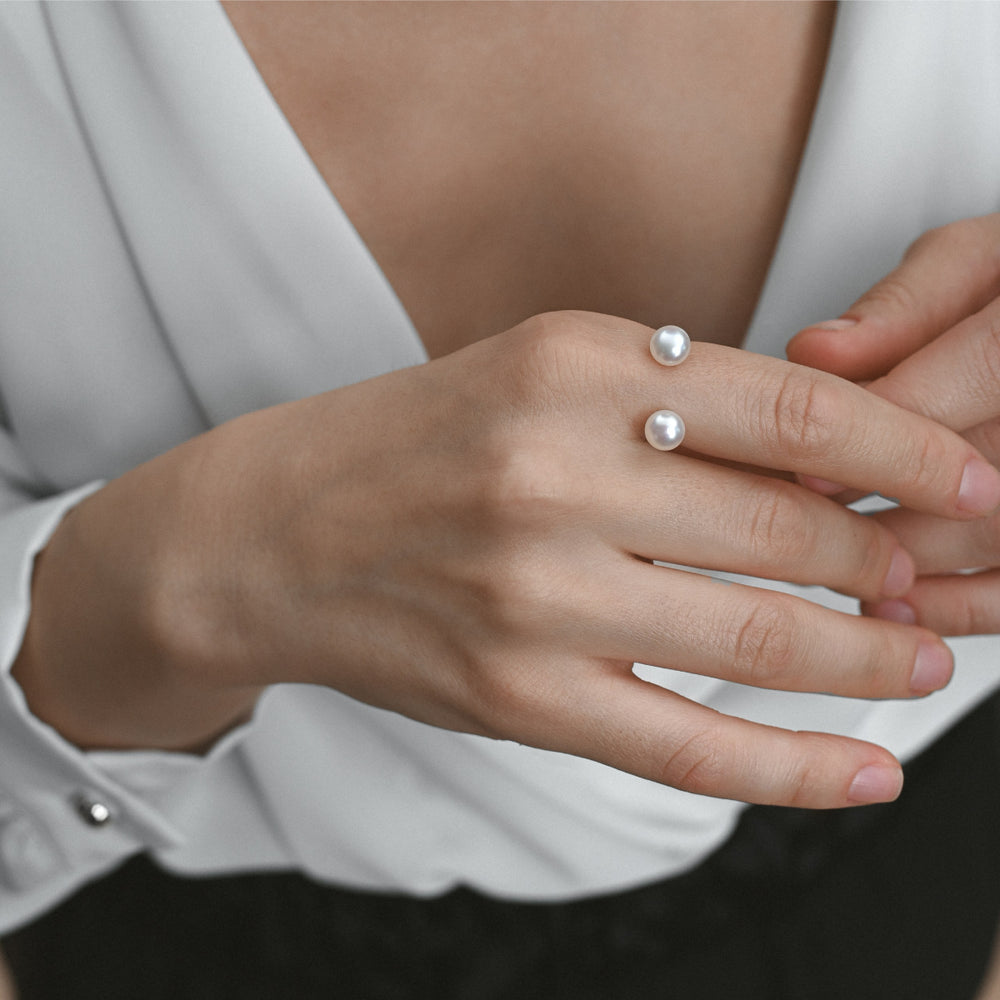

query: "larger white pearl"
left=650, top=325, right=691, bottom=366
left=644, top=410, right=685, bottom=451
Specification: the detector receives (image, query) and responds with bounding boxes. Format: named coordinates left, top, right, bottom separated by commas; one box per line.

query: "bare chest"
left=225, top=1, right=834, bottom=355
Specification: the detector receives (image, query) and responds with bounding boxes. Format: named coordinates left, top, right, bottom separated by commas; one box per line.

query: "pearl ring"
left=644, top=409, right=686, bottom=451
left=649, top=325, right=691, bottom=366
left=644, top=326, right=689, bottom=452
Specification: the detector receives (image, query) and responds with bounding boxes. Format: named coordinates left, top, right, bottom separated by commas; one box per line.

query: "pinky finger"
left=864, top=569, right=1000, bottom=637
left=535, top=669, right=903, bottom=808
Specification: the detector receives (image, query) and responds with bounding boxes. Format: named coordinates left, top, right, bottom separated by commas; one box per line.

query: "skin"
left=13, top=313, right=996, bottom=804
left=222, top=0, right=835, bottom=355
left=10, top=3, right=1000, bottom=809
left=0, top=948, right=14, bottom=1000
left=788, top=213, right=1000, bottom=637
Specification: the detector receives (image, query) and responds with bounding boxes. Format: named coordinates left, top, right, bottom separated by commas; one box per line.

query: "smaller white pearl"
left=649, top=326, right=691, bottom=367
left=644, top=410, right=685, bottom=451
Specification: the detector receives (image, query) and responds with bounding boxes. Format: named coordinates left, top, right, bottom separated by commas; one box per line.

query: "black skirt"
left=7, top=692, right=1000, bottom=1000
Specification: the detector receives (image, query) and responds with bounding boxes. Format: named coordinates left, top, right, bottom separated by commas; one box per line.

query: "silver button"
left=73, top=793, right=115, bottom=828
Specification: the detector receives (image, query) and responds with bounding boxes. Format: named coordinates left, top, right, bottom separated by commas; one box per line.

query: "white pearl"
left=649, top=325, right=691, bottom=366
left=644, top=410, right=685, bottom=451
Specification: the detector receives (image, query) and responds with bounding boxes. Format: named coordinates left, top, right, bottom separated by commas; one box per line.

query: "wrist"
left=11, top=486, right=262, bottom=754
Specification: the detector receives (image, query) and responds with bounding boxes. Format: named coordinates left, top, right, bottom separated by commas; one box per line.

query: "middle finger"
left=608, top=449, right=913, bottom=602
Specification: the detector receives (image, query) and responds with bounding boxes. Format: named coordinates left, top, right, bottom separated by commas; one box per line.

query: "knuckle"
left=920, top=581, right=990, bottom=637
left=907, top=424, right=955, bottom=499
left=906, top=218, right=1000, bottom=301
left=740, top=483, right=815, bottom=568
left=981, top=513, right=1000, bottom=560
left=479, top=554, right=567, bottom=640
left=453, top=648, right=549, bottom=742
left=461, top=656, right=532, bottom=731
left=852, top=626, right=904, bottom=698
left=973, top=316, right=1000, bottom=400
left=955, top=597, right=981, bottom=637
left=785, top=764, right=821, bottom=809
left=855, top=272, right=921, bottom=318
left=503, top=311, right=608, bottom=407
left=729, top=599, right=799, bottom=689
left=657, top=727, right=727, bottom=796
left=904, top=221, right=955, bottom=259
left=474, top=432, right=576, bottom=531
left=966, top=583, right=1000, bottom=635
left=518, top=311, right=581, bottom=357
left=460, top=523, right=587, bottom=650
left=909, top=218, right=999, bottom=272
left=780, top=735, right=835, bottom=808
left=972, top=419, right=1000, bottom=460
left=769, top=370, right=843, bottom=458
left=854, top=523, right=898, bottom=597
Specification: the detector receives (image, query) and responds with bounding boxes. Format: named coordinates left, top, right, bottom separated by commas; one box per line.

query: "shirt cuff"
left=0, top=485, right=255, bottom=932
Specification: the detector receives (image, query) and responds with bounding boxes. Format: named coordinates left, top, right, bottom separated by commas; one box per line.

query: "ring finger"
left=588, top=559, right=952, bottom=700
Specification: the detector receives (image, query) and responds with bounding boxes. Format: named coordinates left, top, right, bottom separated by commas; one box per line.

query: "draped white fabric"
left=1, top=0, right=999, bottom=932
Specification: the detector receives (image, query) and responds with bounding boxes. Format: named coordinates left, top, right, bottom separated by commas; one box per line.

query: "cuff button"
left=73, top=793, right=115, bottom=828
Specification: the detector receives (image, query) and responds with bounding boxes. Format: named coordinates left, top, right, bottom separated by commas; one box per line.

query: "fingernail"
left=866, top=598, right=916, bottom=626
left=847, top=764, right=903, bottom=805
left=910, top=639, right=953, bottom=696
left=957, top=458, right=1000, bottom=515
left=881, top=549, right=914, bottom=598
left=799, top=474, right=847, bottom=496
left=811, top=318, right=858, bottom=331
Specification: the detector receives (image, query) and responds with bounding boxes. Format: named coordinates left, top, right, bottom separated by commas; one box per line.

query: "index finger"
left=630, top=343, right=1000, bottom=520
left=786, top=216, right=1000, bottom=381
left=865, top=295, right=1000, bottom=434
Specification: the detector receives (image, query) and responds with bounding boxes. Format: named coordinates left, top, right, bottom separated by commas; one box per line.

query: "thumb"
left=786, top=217, right=1000, bottom=381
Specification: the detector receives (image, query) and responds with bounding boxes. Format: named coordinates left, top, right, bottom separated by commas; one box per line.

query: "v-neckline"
left=219, top=1, right=840, bottom=358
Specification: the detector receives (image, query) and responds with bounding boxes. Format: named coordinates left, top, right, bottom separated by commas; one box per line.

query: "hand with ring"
left=788, top=213, right=1000, bottom=638
left=14, top=311, right=1000, bottom=809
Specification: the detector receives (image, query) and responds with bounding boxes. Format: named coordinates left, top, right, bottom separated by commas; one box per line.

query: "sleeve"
left=0, top=479, right=261, bottom=934
left=0, top=4, right=268, bottom=933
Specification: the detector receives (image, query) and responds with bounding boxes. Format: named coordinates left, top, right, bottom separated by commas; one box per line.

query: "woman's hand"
left=787, top=214, right=1000, bottom=636
left=15, top=312, right=1000, bottom=807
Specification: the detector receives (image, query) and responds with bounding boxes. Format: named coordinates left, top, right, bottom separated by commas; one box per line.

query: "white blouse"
left=2, top=1, right=1000, bottom=933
